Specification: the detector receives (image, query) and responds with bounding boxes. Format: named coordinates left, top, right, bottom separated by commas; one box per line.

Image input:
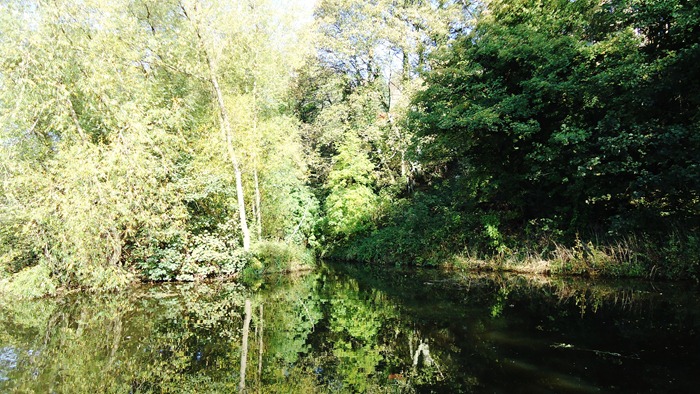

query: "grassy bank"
left=332, top=226, right=700, bottom=282
left=446, top=233, right=700, bottom=281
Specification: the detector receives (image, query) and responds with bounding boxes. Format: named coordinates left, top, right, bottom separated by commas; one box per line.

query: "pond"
left=1, top=263, right=699, bottom=393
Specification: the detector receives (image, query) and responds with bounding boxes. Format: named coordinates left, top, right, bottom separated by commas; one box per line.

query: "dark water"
left=1, top=263, right=699, bottom=393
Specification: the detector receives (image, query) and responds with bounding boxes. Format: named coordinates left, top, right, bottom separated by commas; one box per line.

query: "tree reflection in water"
left=1, top=264, right=699, bottom=393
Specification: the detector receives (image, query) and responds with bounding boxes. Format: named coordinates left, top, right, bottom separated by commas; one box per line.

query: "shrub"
left=251, top=241, right=315, bottom=274
left=0, top=264, right=57, bottom=299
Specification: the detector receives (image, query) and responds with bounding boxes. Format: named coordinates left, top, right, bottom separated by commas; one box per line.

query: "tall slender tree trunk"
left=189, top=3, right=251, bottom=251
left=258, top=304, right=263, bottom=377
left=250, top=100, right=262, bottom=240
left=210, top=57, right=251, bottom=251
left=251, top=193, right=257, bottom=238
left=250, top=1, right=263, bottom=241
left=240, top=299, right=252, bottom=392
left=254, top=168, right=262, bottom=240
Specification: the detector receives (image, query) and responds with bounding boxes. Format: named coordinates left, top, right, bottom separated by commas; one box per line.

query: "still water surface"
left=1, top=263, right=699, bottom=393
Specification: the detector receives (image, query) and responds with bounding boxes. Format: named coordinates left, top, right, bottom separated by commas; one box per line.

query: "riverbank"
left=0, top=240, right=316, bottom=300
left=3, top=230, right=697, bottom=301
left=331, top=229, right=700, bottom=282
left=444, top=234, right=700, bottom=281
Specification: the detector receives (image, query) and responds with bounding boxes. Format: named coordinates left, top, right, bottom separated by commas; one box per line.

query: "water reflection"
left=1, top=264, right=699, bottom=393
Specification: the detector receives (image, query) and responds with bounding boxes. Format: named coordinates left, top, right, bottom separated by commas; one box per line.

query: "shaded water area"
left=1, top=263, right=699, bottom=393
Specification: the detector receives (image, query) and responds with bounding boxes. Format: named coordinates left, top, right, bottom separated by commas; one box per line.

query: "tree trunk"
left=254, top=168, right=262, bottom=240
left=233, top=162, right=251, bottom=251
left=240, top=299, right=252, bottom=392
left=258, top=304, right=263, bottom=377
left=251, top=1, right=262, bottom=242
left=251, top=192, right=257, bottom=238
left=191, top=6, right=251, bottom=251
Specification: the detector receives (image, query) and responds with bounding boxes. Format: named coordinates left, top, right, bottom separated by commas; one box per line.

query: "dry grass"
left=449, top=235, right=651, bottom=278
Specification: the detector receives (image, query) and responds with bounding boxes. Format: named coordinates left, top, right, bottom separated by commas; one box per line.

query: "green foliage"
left=328, top=0, right=699, bottom=274
left=411, top=0, right=700, bottom=233
left=550, top=236, right=616, bottom=276
left=322, top=135, right=380, bottom=240
left=252, top=240, right=315, bottom=273
left=659, top=232, right=700, bottom=281
left=1, top=0, right=697, bottom=286
left=186, top=229, right=245, bottom=276
left=298, top=0, right=475, bottom=256
left=0, top=263, right=57, bottom=300
left=138, top=241, right=185, bottom=282
left=254, top=117, right=321, bottom=245
left=0, top=0, right=317, bottom=291
left=241, top=241, right=316, bottom=284
left=338, top=181, right=479, bottom=266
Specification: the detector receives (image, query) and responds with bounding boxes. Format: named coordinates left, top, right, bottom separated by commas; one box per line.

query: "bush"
left=0, top=264, right=57, bottom=299
left=660, top=232, right=700, bottom=281
left=251, top=241, right=315, bottom=274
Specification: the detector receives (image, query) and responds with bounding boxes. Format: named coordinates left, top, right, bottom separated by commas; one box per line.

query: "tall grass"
left=451, top=231, right=700, bottom=281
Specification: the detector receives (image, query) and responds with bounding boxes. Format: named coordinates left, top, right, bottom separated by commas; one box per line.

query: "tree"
left=323, top=134, right=379, bottom=239
left=184, top=0, right=252, bottom=251
left=0, top=0, right=318, bottom=291
left=297, top=0, right=475, bottom=250
left=410, top=0, right=700, bottom=234
left=0, top=0, right=195, bottom=288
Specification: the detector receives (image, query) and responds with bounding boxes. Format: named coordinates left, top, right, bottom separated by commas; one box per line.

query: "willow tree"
left=1, top=0, right=317, bottom=292
left=0, top=0, right=197, bottom=289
